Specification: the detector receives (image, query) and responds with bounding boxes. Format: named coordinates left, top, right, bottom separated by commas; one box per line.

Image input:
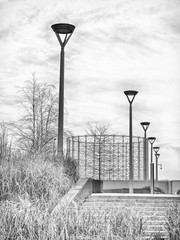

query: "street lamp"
left=155, top=154, right=160, bottom=181
left=153, top=147, right=160, bottom=153
left=51, top=23, right=75, bottom=161
left=148, top=137, right=156, bottom=194
left=124, top=90, right=138, bottom=194
left=140, top=122, right=150, bottom=181
left=153, top=147, right=160, bottom=181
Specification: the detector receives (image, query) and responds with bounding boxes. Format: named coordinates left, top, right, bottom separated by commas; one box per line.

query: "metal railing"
left=67, top=135, right=146, bottom=180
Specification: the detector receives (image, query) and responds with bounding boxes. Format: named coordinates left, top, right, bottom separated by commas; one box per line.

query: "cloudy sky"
left=0, top=0, right=180, bottom=180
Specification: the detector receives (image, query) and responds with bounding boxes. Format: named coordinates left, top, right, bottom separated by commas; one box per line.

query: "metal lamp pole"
left=124, top=90, right=138, bottom=194
left=148, top=137, right=156, bottom=194
left=155, top=154, right=160, bottom=181
left=140, top=122, right=150, bottom=181
left=153, top=146, right=160, bottom=181
left=51, top=23, right=75, bottom=162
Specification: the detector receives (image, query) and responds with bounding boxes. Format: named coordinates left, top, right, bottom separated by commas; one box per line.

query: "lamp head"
left=155, top=153, right=160, bottom=159
left=148, top=137, right=156, bottom=144
left=51, top=23, right=75, bottom=34
left=140, top=122, right=150, bottom=131
left=153, top=146, right=160, bottom=153
left=124, top=90, right=138, bottom=104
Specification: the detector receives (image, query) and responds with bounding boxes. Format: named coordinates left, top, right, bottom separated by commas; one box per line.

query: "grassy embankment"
left=0, top=154, right=179, bottom=239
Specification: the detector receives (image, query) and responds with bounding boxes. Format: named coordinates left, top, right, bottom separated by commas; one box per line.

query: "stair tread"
left=80, top=193, right=179, bottom=239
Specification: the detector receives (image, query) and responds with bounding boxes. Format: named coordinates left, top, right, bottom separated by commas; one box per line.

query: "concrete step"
left=83, top=201, right=169, bottom=211
left=88, top=193, right=180, bottom=201
left=143, top=231, right=168, bottom=240
left=145, top=220, right=166, bottom=225
left=86, top=197, right=176, bottom=203
left=80, top=193, right=180, bottom=239
left=82, top=206, right=167, bottom=216
left=144, top=224, right=166, bottom=231
left=145, top=216, right=166, bottom=221
left=87, top=198, right=178, bottom=204
left=89, top=192, right=180, bottom=197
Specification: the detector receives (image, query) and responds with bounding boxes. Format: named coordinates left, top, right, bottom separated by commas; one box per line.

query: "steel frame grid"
left=67, top=135, right=145, bottom=181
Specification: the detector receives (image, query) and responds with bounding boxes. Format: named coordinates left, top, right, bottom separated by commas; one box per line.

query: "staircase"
left=81, top=193, right=180, bottom=239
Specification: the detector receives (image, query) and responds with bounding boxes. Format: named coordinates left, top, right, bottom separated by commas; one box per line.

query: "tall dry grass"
left=0, top=201, right=144, bottom=239
left=165, top=202, right=180, bottom=240
left=0, top=154, right=144, bottom=239
left=0, top=154, right=71, bottom=202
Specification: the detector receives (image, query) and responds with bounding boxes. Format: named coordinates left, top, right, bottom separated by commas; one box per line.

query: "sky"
left=0, top=0, right=180, bottom=180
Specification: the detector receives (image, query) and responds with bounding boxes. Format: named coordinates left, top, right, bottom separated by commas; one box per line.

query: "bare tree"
left=10, top=74, right=58, bottom=154
left=85, top=122, right=113, bottom=179
left=0, top=122, right=12, bottom=164
left=85, top=122, right=111, bottom=136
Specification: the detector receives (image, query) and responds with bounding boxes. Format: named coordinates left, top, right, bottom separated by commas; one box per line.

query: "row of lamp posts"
left=51, top=22, right=161, bottom=194
left=124, top=91, right=161, bottom=194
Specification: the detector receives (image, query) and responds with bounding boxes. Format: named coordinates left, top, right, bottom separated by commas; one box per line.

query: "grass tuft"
left=165, top=202, right=180, bottom=240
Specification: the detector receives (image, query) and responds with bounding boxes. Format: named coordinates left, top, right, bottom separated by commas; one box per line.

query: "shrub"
left=177, top=189, right=180, bottom=195
left=139, top=186, right=165, bottom=194
left=154, top=187, right=165, bottom=194
left=64, top=156, right=79, bottom=183
left=0, top=153, right=71, bottom=202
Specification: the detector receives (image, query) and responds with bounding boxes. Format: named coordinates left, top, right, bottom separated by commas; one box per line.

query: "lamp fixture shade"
left=153, top=146, right=160, bottom=153
left=51, top=23, right=75, bottom=34
left=155, top=153, right=160, bottom=159
left=124, top=90, right=138, bottom=104
left=140, top=122, right=150, bottom=131
left=148, top=137, right=156, bottom=144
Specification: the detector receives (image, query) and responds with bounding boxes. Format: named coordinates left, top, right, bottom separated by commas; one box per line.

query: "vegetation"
left=1, top=151, right=174, bottom=240
left=0, top=122, right=13, bottom=165
left=10, top=74, right=59, bottom=155
left=0, top=154, right=71, bottom=201
left=0, top=152, right=146, bottom=240
left=0, top=203, right=145, bottom=240
left=138, top=186, right=165, bottom=194
left=165, top=202, right=180, bottom=240
left=0, top=154, right=69, bottom=238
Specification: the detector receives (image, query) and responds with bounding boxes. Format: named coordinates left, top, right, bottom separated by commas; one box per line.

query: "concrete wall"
left=61, top=178, right=93, bottom=205
left=103, top=180, right=149, bottom=191
left=62, top=179, right=180, bottom=206
left=171, top=180, right=180, bottom=194
left=103, top=180, right=180, bottom=194
left=155, top=180, right=180, bottom=194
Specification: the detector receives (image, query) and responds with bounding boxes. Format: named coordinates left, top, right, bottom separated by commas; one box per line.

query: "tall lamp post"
left=140, top=122, right=150, bottom=181
left=51, top=23, right=75, bottom=161
left=155, top=154, right=160, bottom=181
left=148, top=137, right=156, bottom=194
left=153, top=146, right=160, bottom=181
left=124, top=90, right=138, bottom=194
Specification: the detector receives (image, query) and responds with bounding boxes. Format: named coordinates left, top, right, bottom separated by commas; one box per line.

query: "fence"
left=67, top=135, right=146, bottom=181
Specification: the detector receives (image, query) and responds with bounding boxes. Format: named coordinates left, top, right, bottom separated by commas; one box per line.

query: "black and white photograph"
left=0, top=0, right=180, bottom=239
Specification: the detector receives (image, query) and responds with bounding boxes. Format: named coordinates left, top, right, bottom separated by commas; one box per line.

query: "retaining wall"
left=103, top=180, right=180, bottom=194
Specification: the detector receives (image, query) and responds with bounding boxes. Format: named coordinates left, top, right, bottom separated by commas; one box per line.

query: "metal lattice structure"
left=67, top=135, right=147, bottom=180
